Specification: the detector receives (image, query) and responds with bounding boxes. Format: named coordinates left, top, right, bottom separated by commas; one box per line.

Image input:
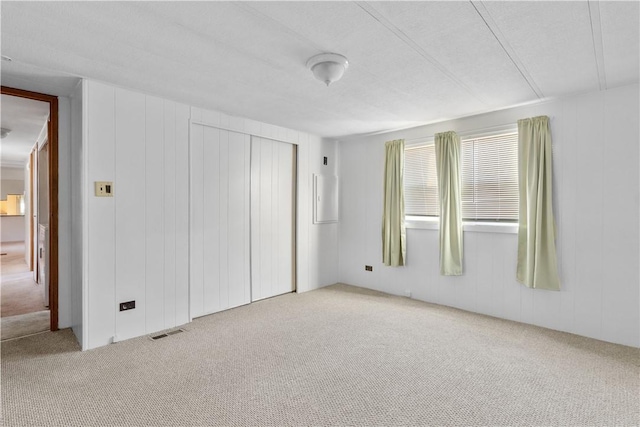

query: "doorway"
left=1, top=86, right=59, bottom=339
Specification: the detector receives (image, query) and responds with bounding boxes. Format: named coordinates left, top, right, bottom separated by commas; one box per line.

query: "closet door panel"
left=251, top=137, right=295, bottom=301
left=189, top=124, right=205, bottom=318
left=228, top=132, right=251, bottom=308
left=202, top=126, right=221, bottom=314
left=190, top=125, right=250, bottom=318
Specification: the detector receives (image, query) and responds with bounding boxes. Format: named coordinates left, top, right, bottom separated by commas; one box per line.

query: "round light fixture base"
left=306, top=53, right=349, bottom=86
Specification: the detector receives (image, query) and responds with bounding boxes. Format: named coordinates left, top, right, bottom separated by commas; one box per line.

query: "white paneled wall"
left=82, top=80, right=338, bottom=350
left=114, top=89, right=146, bottom=341
left=251, top=137, right=295, bottom=301
left=84, top=80, right=190, bottom=349
left=85, top=81, right=116, bottom=349
left=338, top=84, right=639, bottom=347
left=189, top=124, right=251, bottom=318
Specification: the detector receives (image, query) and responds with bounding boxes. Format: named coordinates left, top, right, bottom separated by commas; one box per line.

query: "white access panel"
left=251, top=137, right=295, bottom=301
left=190, top=124, right=251, bottom=318
left=313, top=174, right=339, bottom=223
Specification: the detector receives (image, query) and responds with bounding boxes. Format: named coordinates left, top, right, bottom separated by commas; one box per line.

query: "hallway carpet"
left=1, top=310, right=50, bottom=341
left=1, top=241, right=46, bottom=317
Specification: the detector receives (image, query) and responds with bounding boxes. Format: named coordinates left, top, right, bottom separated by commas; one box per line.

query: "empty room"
left=1, top=1, right=638, bottom=426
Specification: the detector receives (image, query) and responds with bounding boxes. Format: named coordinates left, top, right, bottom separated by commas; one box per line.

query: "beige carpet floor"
left=1, top=241, right=46, bottom=318
left=1, top=284, right=638, bottom=426
left=1, top=310, right=50, bottom=341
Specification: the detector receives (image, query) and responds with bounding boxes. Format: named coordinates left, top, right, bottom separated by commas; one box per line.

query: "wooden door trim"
left=2, top=86, right=59, bottom=332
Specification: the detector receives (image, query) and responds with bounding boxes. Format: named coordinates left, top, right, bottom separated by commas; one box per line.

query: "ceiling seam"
left=355, top=1, right=489, bottom=106
left=587, top=1, right=607, bottom=90
left=469, top=1, right=544, bottom=99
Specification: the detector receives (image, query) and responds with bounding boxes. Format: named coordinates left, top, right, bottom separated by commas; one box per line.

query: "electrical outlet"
left=365, top=265, right=373, bottom=272
left=323, top=156, right=328, bottom=165
left=119, top=300, right=135, bottom=311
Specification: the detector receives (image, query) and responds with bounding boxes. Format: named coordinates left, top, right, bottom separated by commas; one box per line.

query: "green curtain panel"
left=516, top=116, right=560, bottom=290
left=435, top=131, right=463, bottom=276
left=382, top=139, right=406, bottom=267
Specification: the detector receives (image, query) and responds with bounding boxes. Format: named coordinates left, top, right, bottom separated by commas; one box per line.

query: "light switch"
left=95, top=181, right=114, bottom=197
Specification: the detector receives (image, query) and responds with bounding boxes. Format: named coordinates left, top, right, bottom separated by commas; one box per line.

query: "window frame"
left=403, top=126, right=519, bottom=234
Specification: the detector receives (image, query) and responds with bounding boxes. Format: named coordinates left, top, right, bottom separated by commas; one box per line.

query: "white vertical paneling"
left=338, top=83, right=639, bottom=347
left=174, top=103, right=190, bottom=325
left=572, top=93, right=604, bottom=340
left=601, top=88, right=640, bottom=343
left=456, top=231, right=477, bottom=312
left=500, top=233, right=521, bottom=323
left=145, top=96, right=165, bottom=333
left=218, top=131, right=230, bottom=308
left=258, top=139, right=273, bottom=299
left=228, top=132, right=251, bottom=307
left=202, top=126, right=221, bottom=314
left=251, top=137, right=295, bottom=301
left=475, top=233, right=494, bottom=316
left=86, top=81, right=116, bottom=349
left=163, top=100, right=177, bottom=329
left=83, top=83, right=330, bottom=349
left=189, top=123, right=205, bottom=318
left=189, top=124, right=250, bottom=318
left=305, top=136, right=339, bottom=291
left=277, top=142, right=294, bottom=293
left=557, top=98, right=577, bottom=333
left=296, top=134, right=311, bottom=292
left=114, top=88, right=146, bottom=341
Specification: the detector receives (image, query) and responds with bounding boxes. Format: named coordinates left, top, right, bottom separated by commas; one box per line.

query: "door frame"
left=2, top=86, right=59, bottom=331
left=29, top=146, right=36, bottom=272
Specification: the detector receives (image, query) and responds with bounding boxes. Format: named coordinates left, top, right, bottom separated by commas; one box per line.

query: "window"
left=404, top=132, right=518, bottom=222
left=404, top=144, right=439, bottom=216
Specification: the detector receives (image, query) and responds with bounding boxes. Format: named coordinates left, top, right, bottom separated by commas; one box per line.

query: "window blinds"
left=461, top=133, right=518, bottom=221
left=404, top=132, right=518, bottom=222
left=404, top=144, right=439, bottom=216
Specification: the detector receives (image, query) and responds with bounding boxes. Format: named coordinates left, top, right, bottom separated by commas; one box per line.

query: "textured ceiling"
left=0, top=95, right=49, bottom=167
left=1, top=1, right=638, bottom=138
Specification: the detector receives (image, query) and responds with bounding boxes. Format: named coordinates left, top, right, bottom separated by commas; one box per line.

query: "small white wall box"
left=313, top=174, right=338, bottom=224
left=95, top=181, right=113, bottom=197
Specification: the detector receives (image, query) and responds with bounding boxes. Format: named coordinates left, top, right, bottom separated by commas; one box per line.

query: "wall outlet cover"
left=119, top=300, right=135, bottom=311
left=95, top=181, right=114, bottom=197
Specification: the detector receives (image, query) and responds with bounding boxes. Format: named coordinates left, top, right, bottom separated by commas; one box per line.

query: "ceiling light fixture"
left=0, top=128, right=11, bottom=139
left=306, top=53, right=349, bottom=87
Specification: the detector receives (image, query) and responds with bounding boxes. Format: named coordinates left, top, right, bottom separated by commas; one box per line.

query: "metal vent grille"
left=150, top=329, right=185, bottom=341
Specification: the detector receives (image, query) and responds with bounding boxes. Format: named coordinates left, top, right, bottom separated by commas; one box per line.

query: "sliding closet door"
left=190, top=124, right=251, bottom=318
left=251, top=137, right=296, bottom=301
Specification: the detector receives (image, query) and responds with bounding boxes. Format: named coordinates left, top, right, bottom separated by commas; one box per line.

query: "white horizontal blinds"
left=404, top=144, right=439, bottom=216
left=461, top=132, right=518, bottom=221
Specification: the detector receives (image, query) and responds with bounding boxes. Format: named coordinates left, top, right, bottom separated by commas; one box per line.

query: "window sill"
left=405, top=217, right=518, bottom=234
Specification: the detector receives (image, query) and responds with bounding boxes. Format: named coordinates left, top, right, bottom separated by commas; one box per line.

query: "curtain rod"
left=403, top=116, right=553, bottom=144
left=404, top=123, right=516, bottom=144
